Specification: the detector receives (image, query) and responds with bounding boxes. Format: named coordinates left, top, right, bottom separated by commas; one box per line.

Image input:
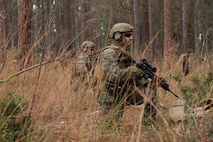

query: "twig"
left=134, top=85, right=179, bottom=141
left=0, top=58, right=56, bottom=83
left=0, top=24, right=88, bottom=83
left=27, top=23, right=52, bottom=119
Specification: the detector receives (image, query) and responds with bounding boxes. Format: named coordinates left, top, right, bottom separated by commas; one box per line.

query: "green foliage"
left=0, top=91, right=33, bottom=142
left=177, top=71, right=213, bottom=141
left=183, top=114, right=213, bottom=141
left=206, top=121, right=213, bottom=137
left=179, top=71, right=213, bottom=106
left=173, top=71, right=182, bottom=83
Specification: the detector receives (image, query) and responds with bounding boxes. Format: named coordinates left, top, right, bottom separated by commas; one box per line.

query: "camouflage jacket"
left=74, top=52, right=92, bottom=76
left=93, top=43, right=143, bottom=92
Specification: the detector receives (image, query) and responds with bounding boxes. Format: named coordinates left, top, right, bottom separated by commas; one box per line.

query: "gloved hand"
left=128, top=65, right=144, bottom=77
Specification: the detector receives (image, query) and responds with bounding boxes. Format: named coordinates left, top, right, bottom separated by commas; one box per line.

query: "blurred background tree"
left=0, top=0, right=212, bottom=74
left=0, top=0, right=7, bottom=73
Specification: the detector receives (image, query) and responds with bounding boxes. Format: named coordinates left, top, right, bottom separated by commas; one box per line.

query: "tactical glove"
left=128, top=65, right=143, bottom=77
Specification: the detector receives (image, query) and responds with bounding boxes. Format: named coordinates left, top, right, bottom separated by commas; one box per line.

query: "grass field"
left=0, top=50, right=212, bottom=142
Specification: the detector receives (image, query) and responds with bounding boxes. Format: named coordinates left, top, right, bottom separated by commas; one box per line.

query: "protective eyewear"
left=124, top=33, right=132, bottom=38
left=90, top=48, right=95, bottom=52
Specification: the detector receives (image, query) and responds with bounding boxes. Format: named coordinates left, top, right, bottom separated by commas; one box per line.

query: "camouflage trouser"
left=126, top=88, right=158, bottom=123
left=97, top=87, right=158, bottom=123
left=97, top=93, right=125, bottom=121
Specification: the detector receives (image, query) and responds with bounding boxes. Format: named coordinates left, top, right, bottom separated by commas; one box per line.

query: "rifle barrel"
left=168, top=89, right=179, bottom=98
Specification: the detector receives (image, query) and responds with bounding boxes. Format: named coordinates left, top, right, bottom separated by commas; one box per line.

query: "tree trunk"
left=80, top=0, right=91, bottom=42
left=148, top=0, right=154, bottom=59
left=182, top=0, right=189, bottom=75
left=64, top=0, right=71, bottom=48
left=141, top=0, right=149, bottom=53
left=0, top=0, right=7, bottom=73
left=108, top=1, right=116, bottom=32
left=187, top=0, right=195, bottom=53
left=106, top=1, right=116, bottom=48
left=18, top=0, right=32, bottom=69
left=74, top=0, right=80, bottom=47
left=55, top=0, right=61, bottom=55
left=163, top=0, right=172, bottom=70
left=43, top=0, right=53, bottom=60
left=182, top=0, right=194, bottom=76
left=133, top=0, right=141, bottom=56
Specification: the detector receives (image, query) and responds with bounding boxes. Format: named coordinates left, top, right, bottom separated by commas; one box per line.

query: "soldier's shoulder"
left=102, top=46, right=118, bottom=54
left=76, top=52, right=87, bottom=61
left=78, top=52, right=87, bottom=57
left=103, top=48, right=115, bottom=53
left=101, top=48, right=118, bottom=59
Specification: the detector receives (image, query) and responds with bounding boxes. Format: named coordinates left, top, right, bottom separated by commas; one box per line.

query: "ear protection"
left=82, top=46, right=88, bottom=52
left=114, top=32, right=122, bottom=41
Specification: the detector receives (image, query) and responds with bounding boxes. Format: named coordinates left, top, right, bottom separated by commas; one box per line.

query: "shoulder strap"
left=93, top=45, right=120, bottom=64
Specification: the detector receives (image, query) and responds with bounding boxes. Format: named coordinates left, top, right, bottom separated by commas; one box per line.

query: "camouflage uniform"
left=75, top=41, right=96, bottom=76
left=93, top=23, right=157, bottom=123
left=72, top=41, right=96, bottom=90
left=75, top=51, right=92, bottom=76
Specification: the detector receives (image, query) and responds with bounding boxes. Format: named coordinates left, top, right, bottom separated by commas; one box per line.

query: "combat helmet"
left=80, top=41, right=96, bottom=52
left=109, top=23, right=134, bottom=40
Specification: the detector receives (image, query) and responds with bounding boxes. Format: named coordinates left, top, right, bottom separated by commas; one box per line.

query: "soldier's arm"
left=101, top=49, right=141, bottom=83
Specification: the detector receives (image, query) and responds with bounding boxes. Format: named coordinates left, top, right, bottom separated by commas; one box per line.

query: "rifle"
left=136, top=58, right=179, bottom=98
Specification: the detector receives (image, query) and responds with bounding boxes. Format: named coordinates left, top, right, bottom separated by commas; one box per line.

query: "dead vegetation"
left=0, top=50, right=213, bottom=142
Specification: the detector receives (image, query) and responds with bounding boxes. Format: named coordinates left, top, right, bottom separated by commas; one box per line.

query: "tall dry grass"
left=0, top=49, right=213, bottom=142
